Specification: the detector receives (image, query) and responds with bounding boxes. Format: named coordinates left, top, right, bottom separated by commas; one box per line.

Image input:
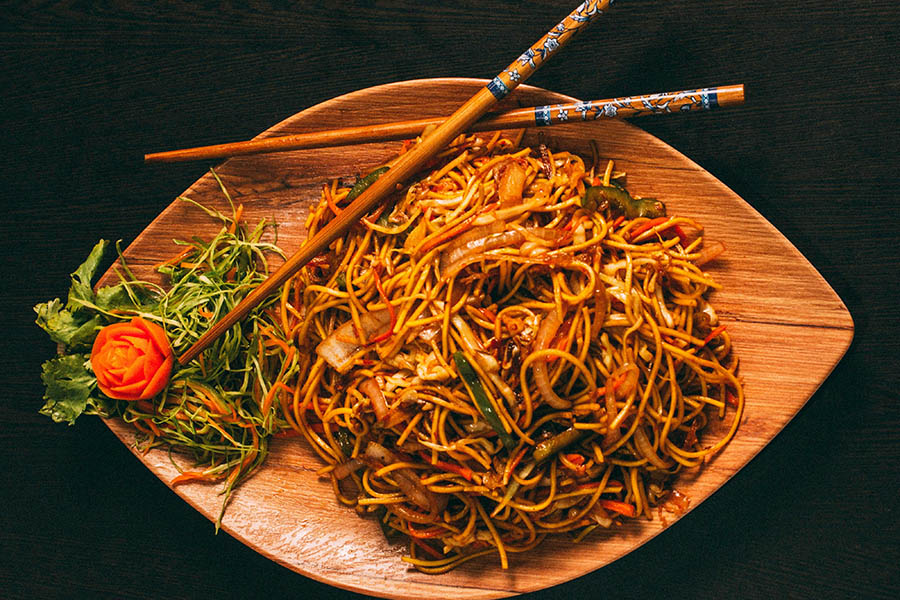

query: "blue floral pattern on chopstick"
left=533, top=87, right=721, bottom=126
left=487, top=0, right=614, bottom=100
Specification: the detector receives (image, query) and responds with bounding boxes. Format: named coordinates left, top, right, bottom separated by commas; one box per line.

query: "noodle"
left=282, top=131, right=744, bottom=570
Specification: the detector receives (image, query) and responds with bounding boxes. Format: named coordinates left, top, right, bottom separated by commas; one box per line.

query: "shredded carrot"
left=503, top=445, right=528, bottom=485
left=131, top=419, right=152, bottom=436
left=227, top=203, right=244, bottom=234
left=599, top=499, right=636, bottom=518
left=145, top=419, right=162, bottom=437
left=154, top=245, right=196, bottom=269
left=726, top=391, right=739, bottom=407
left=701, top=324, right=727, bottom=348
left=418, top=452, right=473, bottom=482
left=323, top=182, right=341, bottom=216
left=674, top=324, right=729, bottom=369
left=477, top=307, right=497, bottom=323
left=671, top=224, right=689, bottom=241
left=134, top=400, right=155, bottom=413
left=627, top=216, right=670, bottom=241
left=224, top=427, right=260, bottom=488
left=407, top=524, right=447, bottom=539
left=207, top=419, right=241, bottom=446
left=259, top=323, right=293, bottom=356
left=171, top=471, right=219, bottom=485
left=563, top=453, right=585, bottom=466
left=262, top=378, right=294, bottom=420
left=411, top=537, right=445, bottom=560
left=417, top=213, right=476, bottom=255
left=367, top=267, right=396, bottom=344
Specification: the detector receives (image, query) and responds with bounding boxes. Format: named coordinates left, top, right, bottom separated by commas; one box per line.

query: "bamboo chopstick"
left=145, top=85, right=744, bottom=164
left=178, top=0, right=617, bottom=365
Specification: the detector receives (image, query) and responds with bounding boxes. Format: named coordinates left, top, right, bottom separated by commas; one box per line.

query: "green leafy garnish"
left=38, top=354, right=111, bottom=425
left=67, top=239, right=107, bottom=309
left=34, top=298, right=102, bottom=349
left=34, top=172, right=296, bottom=528
left=34, top=240, right=109, bottom=348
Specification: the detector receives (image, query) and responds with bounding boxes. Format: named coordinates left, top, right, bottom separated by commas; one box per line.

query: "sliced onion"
left=654, top=285, right=675, bottom=329
left=448, top=221, right=504, bottom=252
left=440, top=225, right=565, bottom=277
left=451, top=314, right=485, bottom=353
left=360, top=377, right=412, bottom=428
left=417, top=324, right=441, bottom=344
left=588, top=503, right=613, bottom=528
left=315, top=309, right=391, bottom=372
left=524, top=227, right=564, bottom=243
left=463, top=420, right=495, bottom=435
left=532, top=310, right=570, bottom=409
left=694, top=240, right=725, bottom=266
left=440, top=222, right=511, bottom=270
left=603, top=363, right=639, bottom=445
left=697, top=298, right=719, bottom=327
left=332, top=458, right=363, bottom=480
left=613, top=363, right=639, bottom=399
left=359, top=377, right=389, bottom=421
left=403, top=218, right=428, bottom=252
left=496, top=158, right=527, bottom=206
left=383, top=408, right=413, bottom=429
left=364, top=442, right=447, bottom=516
left=633, top=426, right=674, bottom=470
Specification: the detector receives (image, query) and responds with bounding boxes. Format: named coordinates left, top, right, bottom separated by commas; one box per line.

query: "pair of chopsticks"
left=144, top=84, right=744, bottom=164
left=176, top=0, right=742, bottom=364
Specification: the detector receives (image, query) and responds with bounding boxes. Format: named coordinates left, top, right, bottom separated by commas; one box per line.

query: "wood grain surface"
left=4, top=1, right=898, bottom=599
left=94, top=79, right=851, bottom=599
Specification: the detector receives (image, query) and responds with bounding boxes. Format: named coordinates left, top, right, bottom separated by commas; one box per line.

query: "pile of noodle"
left=277, top=130, right=743, bottom=572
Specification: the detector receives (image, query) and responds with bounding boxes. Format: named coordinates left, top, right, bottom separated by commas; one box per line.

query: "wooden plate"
left=100, top=78, right=853, bottom=599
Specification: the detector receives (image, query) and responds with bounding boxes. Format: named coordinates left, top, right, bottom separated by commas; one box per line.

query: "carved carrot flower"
left=90, top=317, right=174, bottom=401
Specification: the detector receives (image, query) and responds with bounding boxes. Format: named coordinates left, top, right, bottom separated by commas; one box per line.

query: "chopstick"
left=178, top=0, right=617, bottom=365
left=145, top=85, right=744, bottom=164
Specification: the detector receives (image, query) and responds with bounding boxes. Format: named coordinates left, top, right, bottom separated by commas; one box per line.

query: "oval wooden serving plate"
left=100, top=79, right=853, bottom=599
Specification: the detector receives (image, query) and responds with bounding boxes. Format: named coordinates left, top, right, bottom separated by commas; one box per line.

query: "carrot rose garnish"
left=90, top=317, right=174, bottom=401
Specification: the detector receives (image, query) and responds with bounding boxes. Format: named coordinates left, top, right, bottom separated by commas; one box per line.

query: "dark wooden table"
left=2, top=1, right=897, bottom=598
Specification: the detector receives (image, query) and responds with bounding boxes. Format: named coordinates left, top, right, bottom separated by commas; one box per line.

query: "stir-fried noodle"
left=280, top=131, right=743, bottom=572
